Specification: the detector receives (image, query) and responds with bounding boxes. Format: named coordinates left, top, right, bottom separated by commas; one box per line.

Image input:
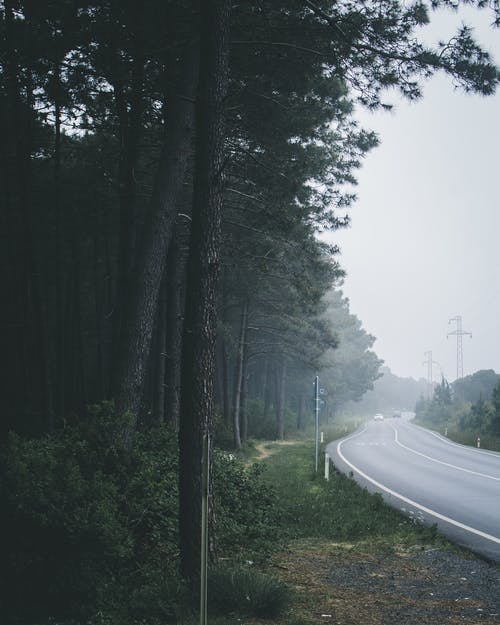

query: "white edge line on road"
left=336, top=430, right=500, bottom=546
left=411, top=422, right=500, bottom=459
left=389, top=424, right=500, bottom=482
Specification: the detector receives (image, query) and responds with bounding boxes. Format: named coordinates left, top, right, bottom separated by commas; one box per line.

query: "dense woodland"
left=1, top=1, right=499, bottom=624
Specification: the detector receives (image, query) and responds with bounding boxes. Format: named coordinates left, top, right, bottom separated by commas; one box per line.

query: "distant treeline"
left=416, top=370, right=500, bottom=437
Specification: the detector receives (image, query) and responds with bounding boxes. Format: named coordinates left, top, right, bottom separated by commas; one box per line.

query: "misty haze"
left=1, top=2, right=499, bottom=625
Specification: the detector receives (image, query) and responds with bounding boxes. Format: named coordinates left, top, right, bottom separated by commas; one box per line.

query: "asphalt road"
left=326, top=418, right=500, bottom=562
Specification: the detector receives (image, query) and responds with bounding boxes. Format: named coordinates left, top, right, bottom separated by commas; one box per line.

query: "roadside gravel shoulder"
left=268, top=539, right=500, bottom=625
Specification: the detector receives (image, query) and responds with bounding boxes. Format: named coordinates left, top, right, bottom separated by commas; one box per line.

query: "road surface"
left=326, top=418, right=500, bottom=562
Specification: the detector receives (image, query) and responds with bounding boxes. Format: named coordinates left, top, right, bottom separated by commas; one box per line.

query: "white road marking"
left=389, top=424, right=500, bottom=482
left=410, top=422, right=500, bottom=459
left=336, top=430, right=500, bottom=547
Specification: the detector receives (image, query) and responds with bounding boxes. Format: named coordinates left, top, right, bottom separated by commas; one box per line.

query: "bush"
left=208, top=565, right=290, bottom=618
left=0, top=403, right=180, bottom=625
left=214, top=450, right=281, bottom=558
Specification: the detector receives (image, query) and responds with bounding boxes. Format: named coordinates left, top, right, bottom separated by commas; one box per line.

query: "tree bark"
left=263, top=357, right=272, bottom=420
left=240, top=351, right=249, bottom=444
left=221, top=339, right=232, bottom=425
left=54, top=69, right=65, bottom=421
left=113, top=42, right=199, bottom=440
left=232, top=301, right=248, bottom=450
left=153, top=271, right=167, bottom=423
left=277, top=357, right=287, bottom=440
left=111, top=9, right=145, bottom=383
left=297, top=391, right=306, bottom=430
left=178, top=0, right=231, bottom=588
left=2, top=1, right=52, bottom=430
left=164, top=221, right=189, bottom=428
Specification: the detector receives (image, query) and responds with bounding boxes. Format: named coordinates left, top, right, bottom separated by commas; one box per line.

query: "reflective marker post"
left=324, top=452, right=330, bottom=481
left=200, top=433, right=210, bottom=625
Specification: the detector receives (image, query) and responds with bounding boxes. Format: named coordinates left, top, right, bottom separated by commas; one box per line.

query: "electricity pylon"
left=423, top=351, right=440, bottom=400
left=447, top=315, right=472, bottom=384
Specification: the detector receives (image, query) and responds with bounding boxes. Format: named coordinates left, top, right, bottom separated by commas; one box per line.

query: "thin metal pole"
left=314, top=375, right=319, bottom=473
left=200, top=433, right=210, bottom=625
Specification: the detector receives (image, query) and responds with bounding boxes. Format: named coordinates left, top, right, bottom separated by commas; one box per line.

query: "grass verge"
left=440, top=429, right=500, bottom=453
left=260, top=439, right=443, bottom=549
left=199, top=437, right=462, bottom=624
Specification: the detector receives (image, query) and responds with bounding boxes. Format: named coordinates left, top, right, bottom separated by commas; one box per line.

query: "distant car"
left=392, top=411, right=401, bottom=418
left=373, top=413, right=384, bottom=421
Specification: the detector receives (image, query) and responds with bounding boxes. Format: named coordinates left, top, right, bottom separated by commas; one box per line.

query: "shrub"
left=0, top=403, right=179, bottom=625
left=208, top=565, right=290, bottom=618
left=214, top=450, right=281, bottom=558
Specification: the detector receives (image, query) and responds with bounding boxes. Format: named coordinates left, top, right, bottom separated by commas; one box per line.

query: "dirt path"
left=253, top=440, right=299, bottom=462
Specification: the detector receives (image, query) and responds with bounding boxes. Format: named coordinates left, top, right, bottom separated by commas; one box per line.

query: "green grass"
left=208, top=565, right=290, bottom=618
left=260, top=440, right=442, bottom=549
left=179, top=438, right=454, bottom=624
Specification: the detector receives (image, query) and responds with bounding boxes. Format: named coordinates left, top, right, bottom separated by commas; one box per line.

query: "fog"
left=327, top=7, right=500, bottom=382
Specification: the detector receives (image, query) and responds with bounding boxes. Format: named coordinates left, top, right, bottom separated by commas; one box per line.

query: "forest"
left=1, top=1, right=499, bottom=624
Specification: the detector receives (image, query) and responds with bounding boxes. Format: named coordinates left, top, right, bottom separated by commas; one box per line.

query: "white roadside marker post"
left=324, top=452, right=330, bottom=481
left=477, top=437, right=481, bottom=448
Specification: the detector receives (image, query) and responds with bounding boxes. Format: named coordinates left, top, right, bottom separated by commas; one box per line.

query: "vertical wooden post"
left=200, top=432, right=210, bottom=625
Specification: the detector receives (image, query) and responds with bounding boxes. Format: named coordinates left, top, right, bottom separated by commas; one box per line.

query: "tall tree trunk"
left=263, top=357, right=271, bottom=420
left=178, top=0, right=231, bottom=588
left=113, top=42, right=199, bottom=439
left=92, top=231, right=106, bottom=400
left=220, top=277, right=231, bottom=426
left=2, top=0, right=52, bottom=431
left=240, top=353, right=249, bottom=444
left=221, top=338, right=231, bottom=425
left=69, top=227, right=87, bottom=415
left=277, top=357, right=287, bottom=440
left=164, top=221, right=189, bottom=428
left=111, top=12, right=145, bottom=384
left=297, top=391, right=306, bottom=430
left=54, top=67, right=65, bottom=421
left=232, top=300, right=248, bottom=449
left=153, top=272, right=167, bottom=423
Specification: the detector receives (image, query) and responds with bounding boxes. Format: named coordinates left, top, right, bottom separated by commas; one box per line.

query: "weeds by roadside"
left=438, top=429, right=500, bottom=453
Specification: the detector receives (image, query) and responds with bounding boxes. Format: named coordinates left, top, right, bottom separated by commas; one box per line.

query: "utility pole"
left=447, top=316, right=472, bottom=402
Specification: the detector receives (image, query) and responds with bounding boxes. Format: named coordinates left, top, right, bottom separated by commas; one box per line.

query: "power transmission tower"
left=447, top=315, right=472, bottom=383
left=423, top=351, right=440, bottom=400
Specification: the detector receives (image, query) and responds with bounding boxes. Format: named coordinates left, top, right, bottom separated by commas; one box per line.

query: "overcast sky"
left=326, top=6, right=500, bottom=382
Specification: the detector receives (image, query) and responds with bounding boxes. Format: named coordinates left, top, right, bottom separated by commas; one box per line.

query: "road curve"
left=326, top=419, right=500, bottom=562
